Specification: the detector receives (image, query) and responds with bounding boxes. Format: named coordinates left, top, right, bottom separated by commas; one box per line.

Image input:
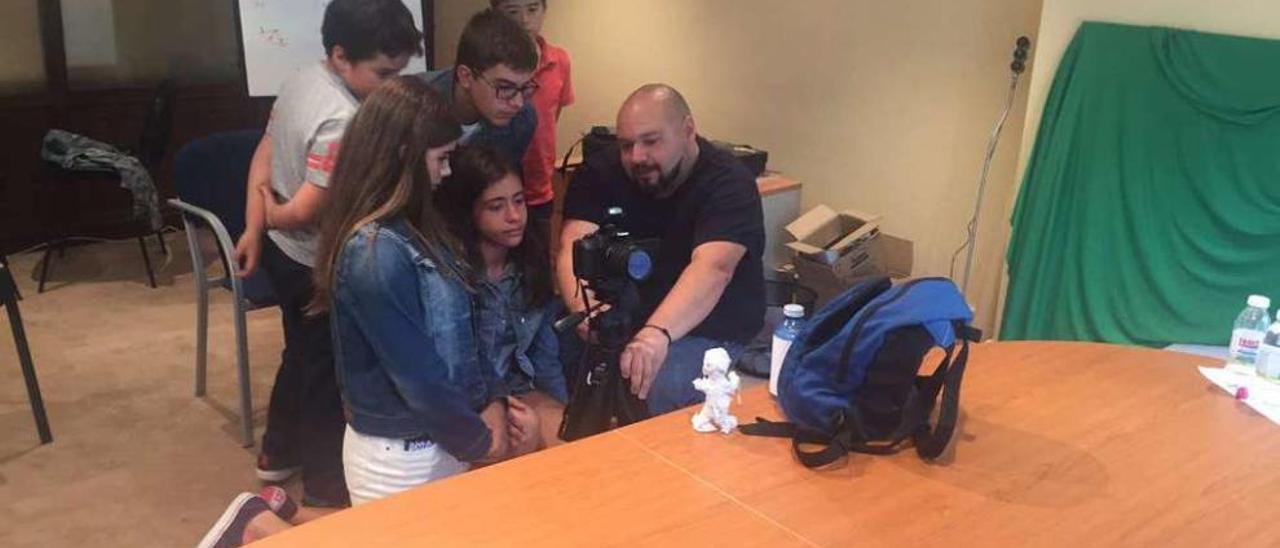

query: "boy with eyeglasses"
left=418, top=9, right=538, bottom=180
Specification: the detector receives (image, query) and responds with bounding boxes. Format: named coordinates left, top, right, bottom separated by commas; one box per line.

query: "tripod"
left=557, top=277, right=649, bottom=442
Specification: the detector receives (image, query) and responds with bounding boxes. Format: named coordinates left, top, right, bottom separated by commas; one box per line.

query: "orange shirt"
left=522, top=36, right=574, bottom=206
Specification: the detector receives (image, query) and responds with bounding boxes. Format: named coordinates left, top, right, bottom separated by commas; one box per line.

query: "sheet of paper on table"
left=1199, top=365, right=1280, bottom=426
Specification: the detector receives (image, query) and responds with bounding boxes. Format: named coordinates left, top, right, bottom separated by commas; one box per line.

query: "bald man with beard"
left=558, top=84, right=765, bottom=417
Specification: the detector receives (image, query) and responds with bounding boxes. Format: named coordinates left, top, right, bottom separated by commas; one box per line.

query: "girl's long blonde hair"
left=310, top=76, right=465, bottom=314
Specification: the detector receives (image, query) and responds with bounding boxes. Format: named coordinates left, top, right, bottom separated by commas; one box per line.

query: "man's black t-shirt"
left=563, top=137, right=765, bottom=342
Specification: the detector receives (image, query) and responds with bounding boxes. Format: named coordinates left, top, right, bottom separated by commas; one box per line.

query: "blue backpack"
left=741, top=277, right=979, bottom=468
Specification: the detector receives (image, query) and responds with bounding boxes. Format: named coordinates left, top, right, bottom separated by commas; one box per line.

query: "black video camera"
left=571, top=207, right=658, bottom=295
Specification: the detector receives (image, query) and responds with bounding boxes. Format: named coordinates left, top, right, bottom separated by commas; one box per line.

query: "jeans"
left=260, top=237, right=349, bottom=506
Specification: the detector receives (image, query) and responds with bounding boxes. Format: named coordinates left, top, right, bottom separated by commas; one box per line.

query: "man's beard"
left=631, top=158, right=685, bottom=197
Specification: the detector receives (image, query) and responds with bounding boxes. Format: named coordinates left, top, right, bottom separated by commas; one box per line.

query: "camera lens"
left=605, top=242, right=652, bottom=282
left=625, top=248, right=653, bottom=281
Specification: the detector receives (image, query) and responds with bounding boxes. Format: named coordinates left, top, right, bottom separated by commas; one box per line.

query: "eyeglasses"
left=468, top=68, right=539, bottom=102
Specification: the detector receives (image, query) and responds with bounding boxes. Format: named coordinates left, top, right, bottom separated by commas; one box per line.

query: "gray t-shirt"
left=265, top=61, right=358, bottom=267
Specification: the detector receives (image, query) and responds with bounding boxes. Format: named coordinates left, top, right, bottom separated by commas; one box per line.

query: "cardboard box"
left=784, top=205, right=914, bottom=307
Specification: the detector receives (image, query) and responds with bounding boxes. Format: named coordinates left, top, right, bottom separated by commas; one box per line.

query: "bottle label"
left=1259, top=346, right=1280, bottom=380
left=769, top=335, right=793, bottom=396
left=1229, top=328, right=1264, bottom=364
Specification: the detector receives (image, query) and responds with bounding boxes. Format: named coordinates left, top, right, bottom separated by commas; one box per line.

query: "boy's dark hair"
left=322, top=0, right=424, bottom=62
left=455, top=9, right=538, bottom=73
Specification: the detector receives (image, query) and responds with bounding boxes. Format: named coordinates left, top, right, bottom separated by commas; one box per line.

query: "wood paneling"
left=0, top=85, right=272, bottom=253
left=3, top=0, right=436, bottom=253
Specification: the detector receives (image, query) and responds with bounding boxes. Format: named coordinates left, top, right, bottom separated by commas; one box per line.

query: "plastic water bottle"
left=1255, top=313, right=1280, bottom=381
left=1228, top=295, right=1271, bottom=369
left=770, top=304, right=805, bottom=396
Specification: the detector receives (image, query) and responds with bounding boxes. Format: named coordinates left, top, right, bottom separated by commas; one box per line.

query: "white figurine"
left=691, top=347, right=741, bottom=434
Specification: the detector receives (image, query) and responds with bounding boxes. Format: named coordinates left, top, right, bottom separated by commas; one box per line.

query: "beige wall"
left=1001, top=0, right=1280, bottom=333
left=0, top=1, right=47, bottom=93
left=437, top=1, right=1044, bottom=334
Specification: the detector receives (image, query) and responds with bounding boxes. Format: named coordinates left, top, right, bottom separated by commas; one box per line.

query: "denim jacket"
left=331, top=219, right=500, bottom=462
left=475, top=267, right=569, bottom=404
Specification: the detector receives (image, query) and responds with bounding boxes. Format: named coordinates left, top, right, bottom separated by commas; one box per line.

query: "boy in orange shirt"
left=492, top=0, right=574, bottom=243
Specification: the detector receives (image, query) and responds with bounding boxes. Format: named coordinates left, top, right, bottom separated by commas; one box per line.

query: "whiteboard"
left=236, top=0, right=428, bottom=97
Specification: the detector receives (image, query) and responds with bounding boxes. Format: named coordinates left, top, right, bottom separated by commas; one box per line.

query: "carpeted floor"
left=0, top=232, right=767, bottom=547
left=0, top=234, right=287, bottom=547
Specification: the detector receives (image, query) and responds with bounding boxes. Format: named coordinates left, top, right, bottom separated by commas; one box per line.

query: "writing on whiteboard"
left=259, top=26, right=288, bottom=48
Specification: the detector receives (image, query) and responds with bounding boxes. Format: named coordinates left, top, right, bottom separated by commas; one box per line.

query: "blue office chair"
left=170, top=129, right=275, bottom=447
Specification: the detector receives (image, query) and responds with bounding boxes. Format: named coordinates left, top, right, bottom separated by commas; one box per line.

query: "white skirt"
left=342, top=425, right=470, bottom=506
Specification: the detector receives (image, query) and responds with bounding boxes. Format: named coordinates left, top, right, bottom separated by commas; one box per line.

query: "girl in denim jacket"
left=197, top=77, right=541, bottom=544
left=435, top=144, right=569, bottom=452
left=312, top=78, right=545, bottom=506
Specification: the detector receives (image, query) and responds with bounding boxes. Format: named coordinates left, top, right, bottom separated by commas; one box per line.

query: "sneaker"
left=259, top=485, right=298, bottom=522
left=196, top=493, right=271, bottom=548
left=255, top=453, right=301, bottom=483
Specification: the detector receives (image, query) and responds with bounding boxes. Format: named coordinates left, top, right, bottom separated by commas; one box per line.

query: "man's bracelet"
left=642, top=324, right=672, bottom=345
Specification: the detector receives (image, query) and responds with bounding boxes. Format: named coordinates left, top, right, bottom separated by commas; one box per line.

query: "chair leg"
left=0, top=256, right=19, bottom=301
left=8, top=298, right=53, bottom=444
left=184, top=222, right=210, bottom=397
left=37, top=242, right=56, bottom=294
left=155, top=230, right=168, bottom=256
left=233, top=302, right=255, bottom=448
left=137, top=236, right=157, bottom=288
left=195, top=279, right=209, bottom=398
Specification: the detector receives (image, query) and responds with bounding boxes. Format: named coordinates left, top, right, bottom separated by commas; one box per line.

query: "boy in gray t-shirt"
left=258, top=61, right=358, bottom=267
left=229, top=0, right=423, bottom=513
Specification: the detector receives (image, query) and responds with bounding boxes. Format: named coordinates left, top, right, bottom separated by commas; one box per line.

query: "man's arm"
left=261, top=182, right=327, bottom=231
left=233, top=135, right=273, bottom=277
left=619, top=241, right=746, bottom=399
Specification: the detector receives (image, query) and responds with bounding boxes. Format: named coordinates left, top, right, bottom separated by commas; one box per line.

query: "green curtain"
left=1002, top=22, right=1280, bottom=346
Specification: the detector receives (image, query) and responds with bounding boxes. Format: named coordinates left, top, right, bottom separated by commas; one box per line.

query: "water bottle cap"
left=1248, top=295, right=1271, bottom=309
left=783, top=304, right=805, bottom=318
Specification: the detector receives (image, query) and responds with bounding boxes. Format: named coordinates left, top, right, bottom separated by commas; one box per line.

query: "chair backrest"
left=174, top=129, right=275, bottom=305
left=174, top=130, right=263, bottom=241
left=137, top=80, right=177, bottom=169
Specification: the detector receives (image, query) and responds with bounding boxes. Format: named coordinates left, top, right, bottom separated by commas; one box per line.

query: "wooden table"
left=253, top=342, right=1280, bottom=547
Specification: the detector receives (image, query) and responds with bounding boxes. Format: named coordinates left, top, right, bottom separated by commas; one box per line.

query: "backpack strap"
left=740, top=415, right=861, bottom=468
left=912, top=322, right=970, bottom=459
left=738, top=416, right=796, bottom=438
left=844, top=325, right=970, bottom=460
left=860, top=345, right=956, bottom=450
